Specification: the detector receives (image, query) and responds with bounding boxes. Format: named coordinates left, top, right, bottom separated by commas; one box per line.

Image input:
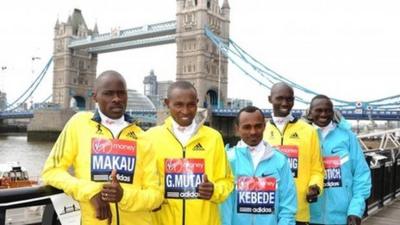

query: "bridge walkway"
left=364, top=198, right=400, bottom=225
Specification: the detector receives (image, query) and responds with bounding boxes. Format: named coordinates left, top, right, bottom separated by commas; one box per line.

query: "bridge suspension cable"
left=204, top=26, right=399, bottom=110
left=4, top=57, right=53, bottom=111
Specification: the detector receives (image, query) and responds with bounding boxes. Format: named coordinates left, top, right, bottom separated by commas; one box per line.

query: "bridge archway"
left=205, top=89, right=218, bottom=108
left=70, top=96, right=86, bottom=110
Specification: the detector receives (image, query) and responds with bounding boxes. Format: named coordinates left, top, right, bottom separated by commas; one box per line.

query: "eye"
left=242, top=124, right=251, bottom=130
left=174, top=102, right=183, bottom=107
left=287, top=97, right=294, bottom=102
left=255, top=124, right=264, bottom=129
left=103, top=91, right=113, bottom=96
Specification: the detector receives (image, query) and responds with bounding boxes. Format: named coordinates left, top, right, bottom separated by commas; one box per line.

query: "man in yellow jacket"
left=263, top=82, right=324, bottom=225
left=42, top=70, right=163, bottom=225
left=146, top=81, right=234, bottom=225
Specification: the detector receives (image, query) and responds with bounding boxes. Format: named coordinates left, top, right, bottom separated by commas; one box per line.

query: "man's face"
left=236, top=111, right=265, bottom=147
left=93, top=75, right=127, bottom=119
left=268, top=86, right=294, bottom=117
left=309, top=98, right=334, bottom=127
left=165, top=88, right=198, bottom=127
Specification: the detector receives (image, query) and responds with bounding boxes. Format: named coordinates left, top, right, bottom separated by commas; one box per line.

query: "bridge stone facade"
left=176, top=0, right=230, bottom=107
left=53, top=9, right=98, bottom=110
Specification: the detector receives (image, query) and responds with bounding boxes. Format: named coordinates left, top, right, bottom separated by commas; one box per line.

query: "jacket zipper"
left=98, top=123, right=132, bottom=225
left=248, top=148, right=272, bottom=225
left=167, top=128, right=187, bottom=225
left=270, top=121, right=288, bottom=145
left=249, top=150, right=260, bottom=225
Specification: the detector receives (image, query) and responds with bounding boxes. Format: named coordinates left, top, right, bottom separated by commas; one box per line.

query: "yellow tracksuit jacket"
left=42, top=111, right=163, bottom=225
left=264, top=118, right=324, bottom=222
left=145, top=117, right=234, bottom=225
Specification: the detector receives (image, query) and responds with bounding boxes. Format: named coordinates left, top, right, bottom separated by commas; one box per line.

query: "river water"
left=0, top=134, right=53, bottom=179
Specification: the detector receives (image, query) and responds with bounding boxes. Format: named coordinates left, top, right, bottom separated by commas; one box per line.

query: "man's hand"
left=347, top=215, right=361, bottom=225
left=306, top=184, right=320, bottom=203
left=198, top=174, right=214, bottom=200
left=90, top=192, right=112, bottom=221
left=102, top=169, right=124, bottom=203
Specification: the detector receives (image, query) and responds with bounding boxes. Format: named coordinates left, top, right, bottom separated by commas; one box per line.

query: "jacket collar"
left=164, top=108, right=207, bottom=133
left=235, top=140, right=275, bottom=162
left=91, top=109, right=135, bottom=124
left=269, top=116, right=298, bottom=126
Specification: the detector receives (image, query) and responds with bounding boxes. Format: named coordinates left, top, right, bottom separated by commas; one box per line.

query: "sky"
left=0, top=0, right=399, bottom=109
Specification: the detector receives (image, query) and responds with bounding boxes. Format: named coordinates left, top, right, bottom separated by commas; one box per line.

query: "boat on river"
left=0, top=162, right=38, bottom=189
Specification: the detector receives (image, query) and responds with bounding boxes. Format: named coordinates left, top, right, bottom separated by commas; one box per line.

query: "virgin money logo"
left=92, top=138, right=112, bottom=154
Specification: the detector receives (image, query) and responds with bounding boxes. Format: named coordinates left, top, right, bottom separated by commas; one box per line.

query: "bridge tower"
left=53, top=9, right=98, bottom=110
left=176, top=0, right=230, bottom=108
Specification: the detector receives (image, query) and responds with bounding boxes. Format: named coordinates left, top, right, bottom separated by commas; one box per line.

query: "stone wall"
left=27, top=109, right=76, bottom=141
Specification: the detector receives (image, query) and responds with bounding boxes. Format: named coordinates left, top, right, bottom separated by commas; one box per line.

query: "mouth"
left=318, top=118, right=329, bottom=122
left=179, top=116, right=191, bottom=121
left=110, top=106, right=123, bottom=112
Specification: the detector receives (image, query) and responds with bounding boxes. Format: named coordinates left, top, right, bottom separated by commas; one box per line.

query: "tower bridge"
left=52, top=0, right=230, bottom=111
left=0, top=0, right=399, bottom=140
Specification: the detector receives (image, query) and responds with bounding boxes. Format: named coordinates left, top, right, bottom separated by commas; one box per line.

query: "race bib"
left=276, top=145, right=299, bottom=178
left=237, top=176, right=276, bottom=214
left=164, top=158, right=205, bottom=199
left=323, top=156, right=342, bottom=188
left=91, top=138, right=136, bottom=184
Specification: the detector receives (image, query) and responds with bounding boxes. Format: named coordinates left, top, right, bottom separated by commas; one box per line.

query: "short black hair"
left=235, top=106, right=265, bottom=125
left=309, top=94, right=333, bottom=109
left=167, top=80, right=197, bottom=99
left=94, top=70, right=126, bottom=91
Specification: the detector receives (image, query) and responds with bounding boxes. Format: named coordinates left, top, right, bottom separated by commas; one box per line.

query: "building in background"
left=0, top=91, right=7, bottom=111
left=143, top=70, right=173, bottom=109
left=126, top=89, right=155, bottom=111
left=126, top=89, right=156, bottom=129
left=157, top=80, right=173, bottom=104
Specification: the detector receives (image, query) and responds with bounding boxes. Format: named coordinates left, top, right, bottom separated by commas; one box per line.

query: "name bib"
left=164, top=158, right=205, bottom=199
left=323, top=156, right=342, bottom=188
left=276, top=145, right=299, bottom=178
left=237, top=176, right=276, bottom=214
left=91, top=138, right=136, bottom=184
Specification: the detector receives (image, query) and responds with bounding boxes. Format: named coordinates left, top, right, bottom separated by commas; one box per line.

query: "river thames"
left=0, top=134, right=53, bottom=179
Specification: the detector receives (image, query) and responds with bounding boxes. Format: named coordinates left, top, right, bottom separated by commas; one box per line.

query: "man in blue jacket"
left=306, top=95, right=371, bottom=225
left=220, top=106, right=297, bottom=225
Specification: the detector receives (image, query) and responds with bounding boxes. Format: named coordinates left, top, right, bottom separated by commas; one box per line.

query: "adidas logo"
left=193, top=143, right=205, bottom=151
left=127, top=131, right=137, bottom=139
left=290, top=132, right=299, bottom=139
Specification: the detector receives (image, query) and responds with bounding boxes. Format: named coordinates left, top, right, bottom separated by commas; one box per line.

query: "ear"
left=92, top=91, right=97, bottom=102
left=268, top=95, right=272, bottom=103
left=305, top=108, right=313, bottom=120
left=164, top=98, right=170, bottom=108
left=234, top=123, right=240, bottom=136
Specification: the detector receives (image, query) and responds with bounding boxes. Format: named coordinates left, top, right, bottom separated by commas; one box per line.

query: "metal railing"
left=0, top=185, right=62, bottom=225
left=359, top=128, right=400, bottom=214
left=1, top=130, right=399, bottom=224
left=365, top=149, right=400, bottom=214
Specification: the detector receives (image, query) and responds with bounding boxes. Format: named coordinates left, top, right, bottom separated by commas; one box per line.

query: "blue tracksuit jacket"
left=220, top=142, right=297, bottom=225
left=310, top=120, right=371, bottom=224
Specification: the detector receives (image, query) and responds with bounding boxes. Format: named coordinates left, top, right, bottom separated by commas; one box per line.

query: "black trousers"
left=296, top=222, right=310, bottom=225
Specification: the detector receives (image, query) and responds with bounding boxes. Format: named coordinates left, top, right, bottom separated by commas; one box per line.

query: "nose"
left=281, top=99, right=290, bottom=106
left=112, top=93, right=122, bottom=103
left=320, top=109, right=330, bottom=117
left=250, top=126, right=257, bottom=135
